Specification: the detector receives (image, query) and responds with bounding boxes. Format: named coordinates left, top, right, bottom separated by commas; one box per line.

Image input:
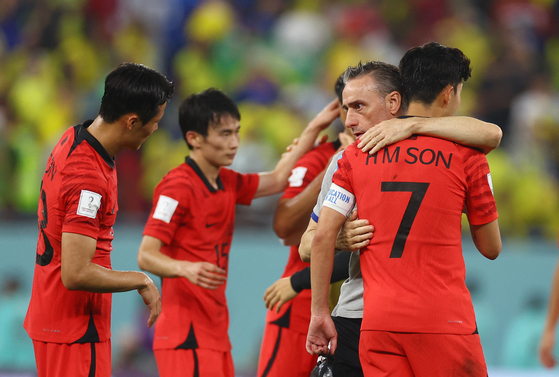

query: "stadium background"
left=1, top=0, right=559, bottom=376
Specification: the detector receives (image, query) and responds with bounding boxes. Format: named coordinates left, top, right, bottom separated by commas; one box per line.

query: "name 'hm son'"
left=366, top=146, right=453, bottom=169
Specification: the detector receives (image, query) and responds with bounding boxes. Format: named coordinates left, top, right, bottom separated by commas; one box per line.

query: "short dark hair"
left=179, top=88, right=241, bottom=150
left=399, top=42, right=471, bottom=105
left=334, top=73, right=345, bottom=104
left=99, top=62, right=174, bottom=125
left=343, top=61, right=407, bottom=113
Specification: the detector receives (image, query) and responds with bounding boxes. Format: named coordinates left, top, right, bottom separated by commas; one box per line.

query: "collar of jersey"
left=76, top=120, right=115, bottom=169
left=184, top=156, right=224, bottom=193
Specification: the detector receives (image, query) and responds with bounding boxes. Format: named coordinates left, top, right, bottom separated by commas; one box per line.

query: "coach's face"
left=342, top=75, right=401, bottom=139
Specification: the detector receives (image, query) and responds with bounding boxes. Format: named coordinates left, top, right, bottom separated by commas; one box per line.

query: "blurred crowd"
left=1, top=0, right=559, bottom=237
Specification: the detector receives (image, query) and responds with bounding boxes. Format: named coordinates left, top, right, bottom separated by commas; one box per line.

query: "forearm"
left=291, top=251, right=351, bottom=292
left=63, top=261, right=151, bottom=293
left=544, top=262, right=559, bottom=332
left=310, top=236, right=335, bottom=315
left=299, top=220, right=317, bottom=262
left=274, top=170, right=326, bottom=243
left=414, top=116, right=502, bottom=154
left=137, top=235, right=181, bottom=278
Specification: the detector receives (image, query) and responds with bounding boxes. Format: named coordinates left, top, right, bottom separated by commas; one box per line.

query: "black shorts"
left=332, top=316, right=363, bottom=377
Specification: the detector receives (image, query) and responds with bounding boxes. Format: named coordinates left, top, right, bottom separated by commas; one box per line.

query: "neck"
left=86, top=116, right=123, bottom=158
left=406, top=101, right=449, bottom=118
left=189, top=152, right=221, bottom=187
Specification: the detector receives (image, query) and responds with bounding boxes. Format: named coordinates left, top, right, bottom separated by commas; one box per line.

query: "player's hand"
left=358, top=117, right=418, bottom=155
left=137, top=274, right=161, bottom=328
left=306, top=314, right=337, bottom=356
left=335, top=210, right=374, bottom=251
left=539, top=328, right=557, bottom=368
left=263, top=277, right=298, bottom=313
left=180, top=261, right=227, bottom=290
left=308, top=99, right=342, bottom=131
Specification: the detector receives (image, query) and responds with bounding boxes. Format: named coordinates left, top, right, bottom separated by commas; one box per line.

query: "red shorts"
left=33, top=340, right=111, bottom=377
left=154, top=348, right=234, bottom=377
left=257, top=322, right=317, bottom=377
left=359, top=330, right=487, bottom=377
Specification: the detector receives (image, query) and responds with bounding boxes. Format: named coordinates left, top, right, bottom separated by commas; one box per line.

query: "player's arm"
left=274, top=168, right=327, bottom=246
left=540, top=258, right=559, bottom=368
left=306, top=206, right=347, bottom=355
left=358, top=116, right=502, bottom=155
left=61, top=232, right=161, bottom=327
left=264, top=251, right=351, bottom=313
left=137, top=235, right=226, bottom=289
left=254, top=100, right=339, bottom=199
left=299, top=211, right=373, bottom=262
left=469, top=220, right=502, bottom=260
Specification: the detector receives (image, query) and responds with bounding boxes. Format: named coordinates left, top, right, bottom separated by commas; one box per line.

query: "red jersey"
left=265, top=141, right=339, bottom=333
left=143, top=157, right=259, bottom=351
left=24, top=121, right=118, bottom=343
left=330, top=136, right=498, bottom=335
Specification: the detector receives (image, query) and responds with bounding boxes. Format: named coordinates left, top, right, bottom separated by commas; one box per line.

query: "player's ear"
left=186, top=131, right=203, bottom=148
left=441, top=84, right=454, bottom=108
left=386, top=91, right=401, bottom=116
left=124, top=114, right=141, bottom=131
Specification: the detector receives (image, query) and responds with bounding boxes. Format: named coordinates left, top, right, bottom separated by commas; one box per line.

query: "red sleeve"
left=281, top=145, right=332, bottom=200
left=143, top=173, right=192, bottom=245
left=234, top=172, right=259, bottom=205
left=460, top=147, right=498, bottom=225
left=61, top=168, right=105, bottom=240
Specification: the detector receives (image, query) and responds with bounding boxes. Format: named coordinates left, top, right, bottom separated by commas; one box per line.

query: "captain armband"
left=323, top=183, right=355, bottom=217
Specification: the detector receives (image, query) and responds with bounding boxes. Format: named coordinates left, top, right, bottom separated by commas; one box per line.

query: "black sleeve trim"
left=289, top=251, right=352, bottom=292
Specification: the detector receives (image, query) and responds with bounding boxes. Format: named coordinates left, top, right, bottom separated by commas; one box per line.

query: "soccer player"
left=539, top=256, right=559, bottom=368
left=24, top=62, right=174, bottom=377
left=307, top=44, right=502, bottom=377
left=257, top=74, right=358, bottom=377
left=136, top=87, right=332, bottom=377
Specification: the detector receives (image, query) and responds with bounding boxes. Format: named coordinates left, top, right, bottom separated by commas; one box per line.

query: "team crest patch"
left=77, top=190, right=102, bottom=219
left=288, top=166, right=308, bottom=187
left=153, top=195, right=179, bottom=223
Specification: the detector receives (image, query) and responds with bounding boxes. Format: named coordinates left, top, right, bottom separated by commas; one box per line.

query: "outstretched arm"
left=263, top=251, right=352, bottom=313
left=255, top=100, right=339, bottom=199
left=540, top=258, right=559, bottom=368
left=138, top=235, right=227, bottom=290
left=61, top=232, right=161, bottom=327
left=358, top=116, right=502, bottom=155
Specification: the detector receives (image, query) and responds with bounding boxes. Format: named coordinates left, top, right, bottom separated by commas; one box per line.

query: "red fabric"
left=265, top=142, right=338, bottom=334
left=333, top=136, right=498, bottom=335
left=143, top=158, right=259, bottom=351
left=257, top=323, right=318, bottom=377
left=33, top=338, right=111, bottom=377
left=25, top=123, right=116, bottom=343
left=359, top=330, right=487, bottom=377
left=154, top=348, right=234, bottom=377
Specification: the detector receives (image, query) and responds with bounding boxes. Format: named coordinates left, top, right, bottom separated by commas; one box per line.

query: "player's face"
left=130, top=103, right=167, bottom=150
left=342, top=75, right=396, bottom=139
left=200, top=114, right=241, bottom=167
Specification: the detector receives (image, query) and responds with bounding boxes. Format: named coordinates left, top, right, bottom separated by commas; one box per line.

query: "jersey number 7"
left=381, top=181, right=430, bottom=258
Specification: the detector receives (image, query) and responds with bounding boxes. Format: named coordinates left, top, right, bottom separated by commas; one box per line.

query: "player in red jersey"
left=24, top=63, right=174, bottom=377
left=257, top=74, right=356, bottom=377
left=136, top=87, right=332, bottom=377
left=307, top=45, right=502, bottom=376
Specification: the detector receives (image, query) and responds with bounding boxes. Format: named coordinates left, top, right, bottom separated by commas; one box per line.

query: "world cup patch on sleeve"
left=288, top=166, right=308, bottom=187
left=487, top=173, right=494, bottom=195
left=77, top=190, right=102, bottom=219
left=153, top=195, right=179, bottom=223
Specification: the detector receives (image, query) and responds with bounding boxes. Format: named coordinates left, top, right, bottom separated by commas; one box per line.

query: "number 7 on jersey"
left=381, top=181, right=430, bottom=258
